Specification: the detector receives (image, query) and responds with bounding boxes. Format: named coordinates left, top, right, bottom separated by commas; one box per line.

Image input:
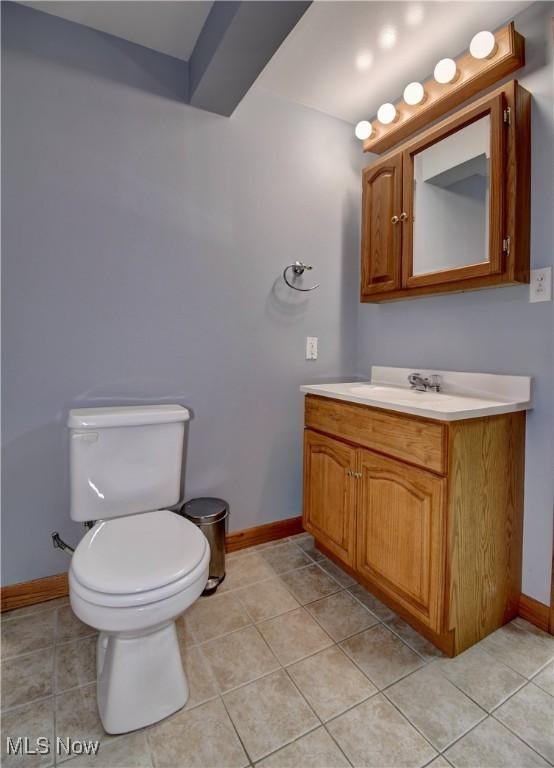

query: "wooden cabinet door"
left=356, top=449, right=446, bottom=631
left=361, top=154, right=403, bottom=298
left=303, top=430, right=356, bottom=566
left=401, top=91, right=506, bottom=289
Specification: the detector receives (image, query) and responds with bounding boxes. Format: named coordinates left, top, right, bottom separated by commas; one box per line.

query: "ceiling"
left=257, top=1, right=532, bottom=124
left=20, top=1, right=213, bottom=61
left=18, top=1, right=532, bottom=122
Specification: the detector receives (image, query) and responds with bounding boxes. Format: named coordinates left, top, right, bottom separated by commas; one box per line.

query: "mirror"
left=412, top=115, right=490, bottom=276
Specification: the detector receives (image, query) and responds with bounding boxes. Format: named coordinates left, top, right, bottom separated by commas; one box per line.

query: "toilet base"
left=97, top=621, right=188, bottom=734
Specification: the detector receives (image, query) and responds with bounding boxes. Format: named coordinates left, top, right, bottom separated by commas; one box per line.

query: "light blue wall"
left=1, top=2, right=360, bottom=585
left=357, top=2, right=554, bottom=603
left=2, top=2, right=552, bottom=604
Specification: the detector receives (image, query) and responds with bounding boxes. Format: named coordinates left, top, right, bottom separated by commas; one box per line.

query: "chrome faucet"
left=408, top=373, right=441, bottom=392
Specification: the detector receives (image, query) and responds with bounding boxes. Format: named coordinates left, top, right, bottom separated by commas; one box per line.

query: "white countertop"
left=300, top=367, right=532, bottom=422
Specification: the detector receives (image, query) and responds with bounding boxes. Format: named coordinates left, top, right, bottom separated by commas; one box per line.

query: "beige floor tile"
left=532, top=661, right=554, bottom=696
left=385, top=616, right=444, bottom=662
left=180, top=644, right=219, bottom=710
left=55, top=607, right=96, bottom=644
left=201, top=625, right=279, bottom=692
left=148, top=697, right=248, bottom=768
left=340, top=624, right=423, bottom=689
left=55, top=637, right=97, bottom=693
left=55, top=684, right=110, bottom=751
left=219, top=553, right=277, bottom=592
left=252, top=539, right=288, bottom=551
left=223, top=669, right=319, bottom=762
left=1, top=612, right=57, bottom=658
left=236, top=578, right=300, bottom=623
left=3, top=598, right=68, bottom=621
left=67, top=732, right=152, bottom=767
left=444, top=716, right=549, bottom=768
left=386, top=665, right=486, bottom=751
left=258, top=608, right=333, bottom=666
left=255, top=727, right=350, bottom=768
left=292, top=534, right=326, bottom=563
left=2, top=650, right=54, bottom=710
left=260, top=542, right=312, bottom=574
left=327, top=693, right=437, bottom=768
left=317, top=559, right=356, bottom=588
left=306, top=590, right=378, bottom=641
left=435, top=645, right=526, bottom=711
left=494, top=682, right=554, bottom=763
left=288, top=646, right=377, bottom=721
left=478, top=618, right=554, bottom=679
left=280, top=564, right=341, bottom=605
left=226, top=547, right=257, bottom=561
left=427, top=759, right=452, bottom=767
left=347, top=584, right=396, bottom=621
left=176, top=591, right=251, bottom=646
left=0, top=699, right=54, bottom=768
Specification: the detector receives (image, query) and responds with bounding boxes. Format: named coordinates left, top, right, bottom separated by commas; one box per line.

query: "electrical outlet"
left=530, top=267, right=552, bottom=303
left=306, top=336, right=318, bottom=360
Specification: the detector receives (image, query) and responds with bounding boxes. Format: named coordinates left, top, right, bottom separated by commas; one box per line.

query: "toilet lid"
left=71, top=510, right=208, bottom=595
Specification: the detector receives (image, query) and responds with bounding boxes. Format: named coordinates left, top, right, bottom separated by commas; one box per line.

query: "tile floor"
left=1, top=532, right=553, bottom=768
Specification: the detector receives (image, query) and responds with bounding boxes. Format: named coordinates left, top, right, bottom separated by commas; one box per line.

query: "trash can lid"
left=182, top=497, right=229, bottom=524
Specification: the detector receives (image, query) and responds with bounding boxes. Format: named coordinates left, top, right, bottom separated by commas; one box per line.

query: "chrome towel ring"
left=283, top=261, right=320, bottom=292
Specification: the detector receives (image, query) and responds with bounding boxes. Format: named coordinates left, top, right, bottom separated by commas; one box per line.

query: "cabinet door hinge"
left=503, top=107, right=511, bottom=125
left=502, top=236, right=511, bottom=256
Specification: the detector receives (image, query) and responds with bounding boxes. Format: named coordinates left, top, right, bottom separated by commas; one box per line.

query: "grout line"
left=1, top=692, right=55, bottom=715
left=476, top=637, right=554, bottom=682
left=380, top=688, right=445, bottom=758
left=487, top=682, right=554, bottom=764
left=218, top=691, right=254, bottom=766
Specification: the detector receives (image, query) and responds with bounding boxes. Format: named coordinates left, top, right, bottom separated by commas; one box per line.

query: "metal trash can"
left=181, top=497, right=229, bottom=595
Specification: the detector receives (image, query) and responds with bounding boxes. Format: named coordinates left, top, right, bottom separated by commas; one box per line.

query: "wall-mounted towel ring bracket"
left=283, top=261, right=320, bottom=292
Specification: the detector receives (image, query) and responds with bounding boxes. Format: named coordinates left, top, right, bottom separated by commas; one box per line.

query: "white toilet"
left=67, top=404, right=210, bottom=735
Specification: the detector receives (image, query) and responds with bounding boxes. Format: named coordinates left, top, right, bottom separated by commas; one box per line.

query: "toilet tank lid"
left=67, top=404, right=190, bottom=429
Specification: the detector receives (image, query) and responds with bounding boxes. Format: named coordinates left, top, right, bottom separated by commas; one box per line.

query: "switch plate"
left=306, top=336, right=318, bottom=360
left=530, top=267, right=552, bottom=303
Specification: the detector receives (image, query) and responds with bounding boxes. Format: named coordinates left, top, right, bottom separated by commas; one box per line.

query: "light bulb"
left=434, top=58, right=458, bottom=84
left=377, top=103, right=397, bottom=125
left=403, top=82, right=425, bottom=106
left=470, top=30, right=497, bottom=59
left=355, top=121, right=373, bottom=140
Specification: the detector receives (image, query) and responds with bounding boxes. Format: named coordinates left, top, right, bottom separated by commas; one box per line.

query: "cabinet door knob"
left=391, top=215, right=399, bottom=224
left=399, top=212, right=408, bottom=221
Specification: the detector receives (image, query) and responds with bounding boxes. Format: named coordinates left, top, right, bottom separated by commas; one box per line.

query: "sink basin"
left=300, top=370, right=532, bottom=421
left=349, top=384, right=450, bottom=406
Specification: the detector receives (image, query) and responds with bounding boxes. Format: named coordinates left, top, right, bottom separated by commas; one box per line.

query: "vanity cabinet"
left=356, top=450, right=446, bottom=633
left=302, top=394, right=525, bottom=656
left=361, top=80, right=530, bottom=302
left=303, top=430, right=356, bottom=566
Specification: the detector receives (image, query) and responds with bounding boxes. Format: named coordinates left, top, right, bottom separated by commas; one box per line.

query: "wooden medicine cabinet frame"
left=360, top=80, right=530, bottom=302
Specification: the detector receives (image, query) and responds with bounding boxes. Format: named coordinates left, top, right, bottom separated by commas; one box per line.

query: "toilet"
left=67, top=404, right=210, bottom=735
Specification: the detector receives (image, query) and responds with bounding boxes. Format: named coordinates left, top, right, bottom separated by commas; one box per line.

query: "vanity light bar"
left=357, top=22, right=524, bottom=154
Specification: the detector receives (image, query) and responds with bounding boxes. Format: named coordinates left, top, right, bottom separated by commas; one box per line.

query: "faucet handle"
left=429, top=375, right=441, bottom=391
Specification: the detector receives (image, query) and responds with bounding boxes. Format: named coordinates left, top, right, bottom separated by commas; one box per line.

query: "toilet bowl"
left=70, top=509, right=210, bottom=734
left=66, top=404, right=208, bottom=735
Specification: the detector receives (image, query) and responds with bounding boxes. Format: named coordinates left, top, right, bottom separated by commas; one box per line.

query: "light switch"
left=306, top=336, right=318, bottom=360
left=530, top=267, right=552, bottom=303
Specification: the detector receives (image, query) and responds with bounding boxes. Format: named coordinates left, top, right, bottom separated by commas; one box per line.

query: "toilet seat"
left=70, top=510, right=208, bottom=608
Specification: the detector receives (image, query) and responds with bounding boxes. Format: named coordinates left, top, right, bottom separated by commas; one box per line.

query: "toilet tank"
left=67, top=405, right=190, bottom=522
